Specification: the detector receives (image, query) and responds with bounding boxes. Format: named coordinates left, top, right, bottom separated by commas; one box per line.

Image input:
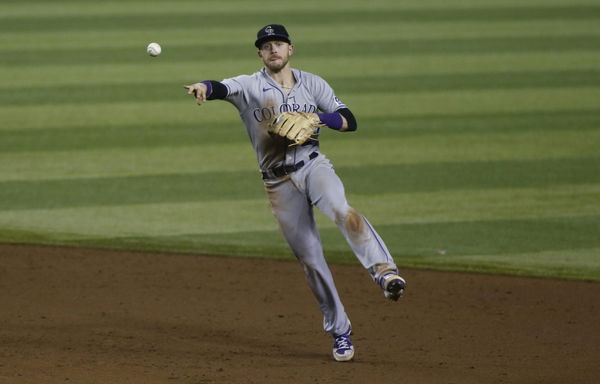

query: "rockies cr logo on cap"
left=265, top=26, right=274, bottom=35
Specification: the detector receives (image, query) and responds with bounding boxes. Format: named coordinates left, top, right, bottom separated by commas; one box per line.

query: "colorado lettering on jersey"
left=253, top=103, right=318, bottom=122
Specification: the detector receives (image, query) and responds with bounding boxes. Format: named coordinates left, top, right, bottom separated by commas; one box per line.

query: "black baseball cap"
left=255, top=24, right=291, bottom=48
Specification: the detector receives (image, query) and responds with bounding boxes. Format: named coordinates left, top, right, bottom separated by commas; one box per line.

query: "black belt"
left=262, top=152, right=318, bottom=180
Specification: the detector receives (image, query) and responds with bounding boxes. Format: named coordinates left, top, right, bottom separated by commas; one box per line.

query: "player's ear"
left=288, top=44, right=294, bottom=56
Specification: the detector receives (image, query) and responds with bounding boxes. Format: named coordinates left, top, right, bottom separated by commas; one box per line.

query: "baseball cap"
left=255, top=24, right=291, bottom=48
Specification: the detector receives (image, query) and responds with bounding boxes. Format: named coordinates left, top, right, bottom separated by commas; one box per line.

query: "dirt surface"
left=0, top=244, right=598, bottom=384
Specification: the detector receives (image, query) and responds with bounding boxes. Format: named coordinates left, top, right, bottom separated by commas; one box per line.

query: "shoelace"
left=335, top=335, right=351, bottom=350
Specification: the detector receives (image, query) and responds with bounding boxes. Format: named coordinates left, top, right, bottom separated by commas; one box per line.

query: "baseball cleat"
left=332, top=328, right=354, bottom=362
left=380, top=273, right=406, bottom=301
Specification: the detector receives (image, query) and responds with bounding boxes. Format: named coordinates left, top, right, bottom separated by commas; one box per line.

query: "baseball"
left=147, top=42, right=161, bottom=57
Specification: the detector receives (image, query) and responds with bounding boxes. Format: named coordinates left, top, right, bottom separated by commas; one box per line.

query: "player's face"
left=258, top=41, right=293, bottom=72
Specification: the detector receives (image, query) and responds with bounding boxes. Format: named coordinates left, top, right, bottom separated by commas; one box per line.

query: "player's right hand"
left=183, top=83, right=208, bottom=105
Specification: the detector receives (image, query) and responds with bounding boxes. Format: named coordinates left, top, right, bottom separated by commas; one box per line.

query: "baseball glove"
left=268, top=112, right=324, bottom=146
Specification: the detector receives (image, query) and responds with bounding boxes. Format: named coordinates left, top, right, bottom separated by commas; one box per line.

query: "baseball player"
left=184, top=24, right=406, bottom=362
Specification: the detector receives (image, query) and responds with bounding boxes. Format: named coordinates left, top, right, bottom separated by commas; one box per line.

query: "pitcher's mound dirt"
left=0, top=244, right=598, bottom=384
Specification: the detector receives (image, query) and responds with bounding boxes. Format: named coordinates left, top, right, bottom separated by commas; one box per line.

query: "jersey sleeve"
left=221, top=75, right=252, bottom=112
left=310, top=74, right=347, bottom=113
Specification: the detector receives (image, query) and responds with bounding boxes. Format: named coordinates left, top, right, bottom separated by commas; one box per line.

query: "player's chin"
left=266, top=60, right=287, bottom=72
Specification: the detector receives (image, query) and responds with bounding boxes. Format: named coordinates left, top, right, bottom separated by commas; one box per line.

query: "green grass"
left=1, top=0, right=599, bottom=281
left=3, top=6, right=599, bottom=34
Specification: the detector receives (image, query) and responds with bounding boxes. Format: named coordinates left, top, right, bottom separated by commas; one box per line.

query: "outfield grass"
left=1, top=0, right=599, bottom=281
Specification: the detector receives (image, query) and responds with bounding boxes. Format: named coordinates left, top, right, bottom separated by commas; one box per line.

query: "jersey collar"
left=260, top=68, right=302, bottom=92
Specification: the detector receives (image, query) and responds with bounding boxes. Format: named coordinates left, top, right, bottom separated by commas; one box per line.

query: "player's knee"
left=332, top=204, right=351, bottom=225
left=345, top=208, right=366, bottom=235
left=335, top=206, right=366, bottom=235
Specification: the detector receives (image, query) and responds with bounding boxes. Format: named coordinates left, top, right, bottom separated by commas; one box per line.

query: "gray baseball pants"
left=264, top=153, right=398, bottom=335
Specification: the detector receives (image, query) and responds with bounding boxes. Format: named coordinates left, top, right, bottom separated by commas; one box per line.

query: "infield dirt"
left=1, top=244, right=598, bottom=384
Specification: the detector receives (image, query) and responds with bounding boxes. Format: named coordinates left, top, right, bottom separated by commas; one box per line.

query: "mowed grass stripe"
left=326, top=129, right=600, bottom=167
left=37, top=227, right=599, bottom=281
left=2, top=110, right=598, bottom=153
left=0, top=144, right=257, bottom=182
left=0, top=158, right=597, bottom=210
left=0, top=199, right=279, bottom=238
left=1, top=208, right=598, bottom=280
left=331, top=70, right=600, bottom=93
left=3, top=70, right=598, bottom=106
left=348, top=186, right=600, bottom=226
left=0, top=185, right=597, bottom=236
left=0, top=101, right=239, bottom=131
left=5, top=19, right=599, bottom=51
left=3, top=88, right=600, bottom=131
left=0, top=127, right=597, bottom=181
left=2, top=6, right=598, bottom=33
left=72, top=221, right=600, bottom=281
left=435, top=248, right=600, bottom=281
left=373, top=216, right=600, bottom=259
left=341, top=88, right=600, bottom=118
left=1, top=0, right=594, bottom=18
left=339, top=110, right=600, bottom=138
left=4, top=51, right=600, bottom=88
left=317, top=216, right=600, bottom=258
left=338, top=158, right=599, bottom=195
left=3, top=36, right=600, bottom=66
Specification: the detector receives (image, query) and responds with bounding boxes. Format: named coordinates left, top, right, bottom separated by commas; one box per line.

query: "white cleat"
left=332, top=328, right=354, bottom=362
left=381, top=273, right=406, bottom=301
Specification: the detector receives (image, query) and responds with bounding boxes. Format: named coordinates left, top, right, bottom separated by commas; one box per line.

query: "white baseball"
left=147, top=42, right=162, bottom=57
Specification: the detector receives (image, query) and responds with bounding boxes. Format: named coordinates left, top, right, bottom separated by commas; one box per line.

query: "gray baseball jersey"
left=214, top=67, right=399, bottom=336
left=221, top=68, right=345, bottom=171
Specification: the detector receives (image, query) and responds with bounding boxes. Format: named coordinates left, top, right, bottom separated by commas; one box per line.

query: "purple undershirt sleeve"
left=318, top=112, right=344, bottom=130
